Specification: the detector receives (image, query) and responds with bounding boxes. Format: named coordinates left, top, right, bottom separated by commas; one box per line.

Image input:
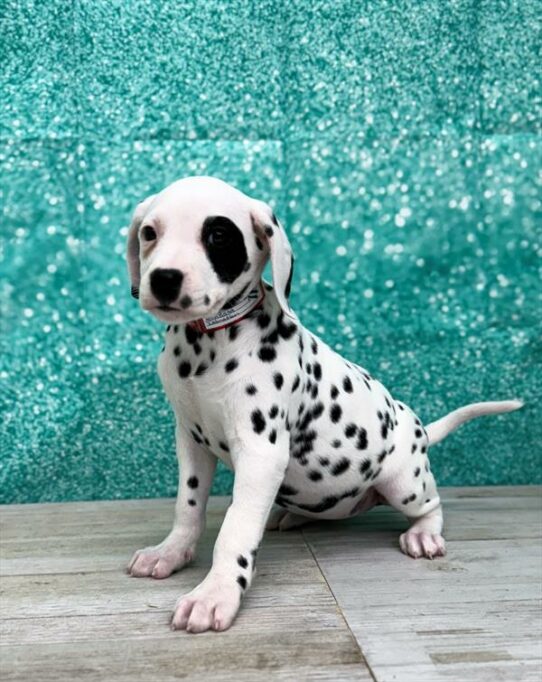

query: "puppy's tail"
left=426, top=400, right=523, bottom=447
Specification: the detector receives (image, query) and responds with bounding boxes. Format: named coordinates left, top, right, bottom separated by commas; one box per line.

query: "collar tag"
left=190, top=283, right=264, bottom=333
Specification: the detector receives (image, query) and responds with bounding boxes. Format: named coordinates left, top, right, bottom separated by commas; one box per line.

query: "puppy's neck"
left=188, top=281, right=266, bottom=334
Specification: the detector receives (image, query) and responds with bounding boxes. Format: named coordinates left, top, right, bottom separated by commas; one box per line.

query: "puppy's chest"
left=157, top=322, right=262, bottom=459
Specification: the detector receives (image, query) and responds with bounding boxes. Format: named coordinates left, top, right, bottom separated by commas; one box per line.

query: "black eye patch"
left=201, top=216, right=248, bottom=284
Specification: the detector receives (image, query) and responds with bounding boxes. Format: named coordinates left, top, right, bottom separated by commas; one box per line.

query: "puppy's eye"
left=206, top=226, right=230, bottom=248
left=141, top=225, right=157, bottom=241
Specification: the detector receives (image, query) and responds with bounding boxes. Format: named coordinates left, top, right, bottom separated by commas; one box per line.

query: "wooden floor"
left=1, top=487, right=541, bottom=681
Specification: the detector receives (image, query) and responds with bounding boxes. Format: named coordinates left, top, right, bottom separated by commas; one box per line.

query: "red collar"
left=188, top=283, right=265, bottom=333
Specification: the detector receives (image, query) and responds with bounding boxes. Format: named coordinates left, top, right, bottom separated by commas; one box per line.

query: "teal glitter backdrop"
left=1, top=1, right=540, bottom=503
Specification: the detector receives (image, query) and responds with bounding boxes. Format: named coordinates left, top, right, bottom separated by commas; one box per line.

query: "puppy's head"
left=126, top=176, right=295, bottom=324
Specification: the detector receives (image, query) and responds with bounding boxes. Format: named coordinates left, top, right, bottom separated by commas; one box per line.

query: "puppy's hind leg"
left=376, top=444, right=446, bottom=559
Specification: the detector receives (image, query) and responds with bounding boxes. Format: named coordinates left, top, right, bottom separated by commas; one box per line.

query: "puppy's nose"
left=150, top=268, right=184, bottom=305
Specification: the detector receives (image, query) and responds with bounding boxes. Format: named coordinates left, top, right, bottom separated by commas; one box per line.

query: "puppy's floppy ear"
left=126, top=194, right=157, bottom=299
left=250, top=199, right=296, bottom=320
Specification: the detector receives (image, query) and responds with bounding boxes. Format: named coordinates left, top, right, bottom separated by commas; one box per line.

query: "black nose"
left=150, top=268, right=184, bottom=305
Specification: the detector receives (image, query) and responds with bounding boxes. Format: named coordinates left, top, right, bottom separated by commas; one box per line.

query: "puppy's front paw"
left=127, top=543, right=194, bottom=579
left=171, top=575, right=242, bottom=633
left=399, top=530, right=446, bottom=559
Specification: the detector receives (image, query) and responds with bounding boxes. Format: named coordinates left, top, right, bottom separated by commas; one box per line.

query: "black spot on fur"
left=277, top=314, right=297, bottom=340
left=330, top=385, right=339, bottom=400
left=332, top=439, right=342, bottom=448
left=330, top=404, right=342, bottom=423
left=331, top=457, right=350, bottom=476
left=264, top=225, right=274, bottom=237
left=415, top=428, right=423, bottom=438
left=258, top=346, right=276, bottom=362
left=414, top=467, right=421, bottom=477
left=292, top=375, right=300, bottom=392
left=273, top=372, right=284, bottom=390
left=269, top=404, right=279, bottom=419
left=356, top=428, right=368, bottom=450
left=246, top=384, right=257, bottom=395
left=202, top=216, right=248, bottom=284
left=312, top=402, right=325, bottom=420
left=343, top=376, right=353, bottom=393
left=257, top=312, right=271, bottom=329
left=178, top=361, right=191, bottom=378
left=279, top=483, right=298, bottom=496
left=225, top=358, right=238, bottom=373
left=262, top=327, right=279, bottom=345
left=219, top=441, right=229, bottom=452
left=251, top=409, right=266, bottom=434
left=237, top=575, right=247, bottom=590
left=296, top=487, right=359, bottom=514
left=319, top=457, right=330, bottom=466
left=195, top=362, right=208, bottom=376
left=255, top=236, right=264, bottom=250
left=309, top=470, right=323, bottom=481
left=229, top=325, right=240, bottom=341
left=237, top=555, right=248, bottom=569
left=344, top=423, right=357, bottom=438
left=313, top=362, right=322, bottom=381
left=188, top=499, right=196, bottom=506
left=269, top=429, right=277, bottom=444
left=360, top=459, right=371, bottom=473
left=297, top=496, right=339, bottom=513
left=187, top=476, right=199, bottom=489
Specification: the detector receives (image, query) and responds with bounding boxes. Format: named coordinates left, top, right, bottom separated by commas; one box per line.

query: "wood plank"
left=0, top=497, right=371, bottom=681
left=305, top=487, right=542, bottom=682
left=1, top=488, right=541, bottom=681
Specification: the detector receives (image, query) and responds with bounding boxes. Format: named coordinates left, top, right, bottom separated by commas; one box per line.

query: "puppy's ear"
left=250, top=199, right=296, bottom=320
left=126, top=194, right=157, bottom=299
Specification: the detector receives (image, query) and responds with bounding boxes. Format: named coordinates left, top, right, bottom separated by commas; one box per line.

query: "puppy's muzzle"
left=150, top=268, right=184, bottom=306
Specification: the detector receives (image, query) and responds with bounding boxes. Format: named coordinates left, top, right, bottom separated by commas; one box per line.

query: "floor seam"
left=302, top=529, right=379, bottom=682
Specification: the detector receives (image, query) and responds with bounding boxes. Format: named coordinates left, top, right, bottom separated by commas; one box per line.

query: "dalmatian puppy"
left=125, top=176, right=522, bottom=633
